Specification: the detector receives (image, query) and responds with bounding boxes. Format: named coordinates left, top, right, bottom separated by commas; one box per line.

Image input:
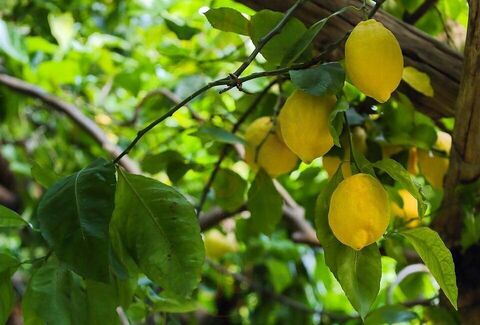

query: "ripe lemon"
left=244, top=117, right=298, bottom=178
left=323, top=156, right=352, bottom=179
left=418, top=131, right=451, bottom=188
left=345, top=19, right=403, bottom=103
left=328, top=173, right=390, bottom=250
left=391, top=189, right=419, bottom=228
left=204, top=229, right=238, bottom=259
left=278, top=90, right=336, bottom=163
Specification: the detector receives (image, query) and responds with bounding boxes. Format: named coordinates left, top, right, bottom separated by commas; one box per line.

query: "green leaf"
left=212, top=169, right=247, bottom=212
left=164, top=17, right=200, bottom=41
left=37, top=159, right=116, bottom=282
left=249, top=10, right=307, bottom=65
left=335, top=244, right=382, bottom=318
left=111, top=170, right=205, bottom=296
left=328, top=97, right=349, bottom=147
left=246, top=170, right=283, bottom=235
left=23, top=260, right=88, bottom=325
left=190, top=126, right=245, bottom=145
left=290, top=63, right=345, bottom=97
left=0, top=253, right=18, bottom=325
left=0, top=204, right=30, bottom=228
left=31, top=162, right=59, bottom=188
left=365, top=305, right=417, bottom=325
left=141, top=150, right=184, bottom=174
left=48, top=13, right=76, bottom=49
left=153, top=293, right=198, bottom=313
left=400, top=227, right=458, bottom=309
left=0, top=19, right=28, bottom=63
left=204, top=8, right=249, bottom=35
left=373, top=159, right=425, bottom=217
left=266, top=259, right=293, bottom=293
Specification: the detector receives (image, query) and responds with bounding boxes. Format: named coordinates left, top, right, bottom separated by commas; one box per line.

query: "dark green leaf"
left=141, top=150, right=184, bottom=174
left=365, top=305, right=417, bottom=325
left=400, top=227, right=458, bottom=309
left=249, top=10, right=307, bottom=65
left=164, top=18, right=200, bottom=40
left=0, top=204, right=30, bottom=228
left=328, top=97, right=349, bottom=147
left=204, top=8, right=249, bottom=35
left=212, top=169, right=247, bottom=211
left=111, top=170, right=204, bottom=296
left=0, top=253, right=18, bottom=325
left=373, top=159, right=425, bottom=217
left=190, top=126, right=245, bottom=145
left=290, top=63, right=345, bottom=97
left=31, top=162, right=59, bottom=188
left=23, top=260, right=88, bottom=325
left=247, top=169, right=282, bottom=235
left=37, top=159, right=116, bottom=282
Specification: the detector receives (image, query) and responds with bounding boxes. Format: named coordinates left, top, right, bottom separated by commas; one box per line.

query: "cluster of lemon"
left=242, top=20, right=448, bottom=251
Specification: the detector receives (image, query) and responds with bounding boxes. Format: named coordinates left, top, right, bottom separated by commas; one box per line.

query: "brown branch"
left=403, top=0, right=439, bottom=25
left=0, top=73, right=140, bottom=173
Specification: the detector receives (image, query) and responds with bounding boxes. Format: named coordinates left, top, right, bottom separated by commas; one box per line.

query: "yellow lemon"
left=204, top=229, right=238, bottom=260
left=323, top=156, right=352, bottom=179
left=244, top=117, right=298, bottom=178
left=345, top=19, right=404, bottom=103
left=418, top=150, right=449, bottom=189
left=391, top=189, right=419, bottom=228
left=328, top=173, right=390, bottom=250
left=278, top=90, right=336, bottom=163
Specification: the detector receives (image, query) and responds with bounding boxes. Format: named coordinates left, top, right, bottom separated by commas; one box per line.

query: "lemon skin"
left=391, top=189, right=419, bottom=228
left=328, top=173, right=390, bottom=250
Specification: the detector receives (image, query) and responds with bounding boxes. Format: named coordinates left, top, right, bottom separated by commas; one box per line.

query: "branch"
left=403, top=0, right=439, bottom=24
left=0, top=73, right=140, bottom=173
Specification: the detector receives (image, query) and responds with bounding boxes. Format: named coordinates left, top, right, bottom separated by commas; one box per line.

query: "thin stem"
left=232, top=0, right=308, bottom=77
left=368, top=0, right=387, bottom=19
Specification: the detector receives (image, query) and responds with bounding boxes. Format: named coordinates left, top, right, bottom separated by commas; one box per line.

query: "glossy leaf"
left=37, top=159, right=116, bottom=282
left=0, top=204, right=30, bottom=228
left=204, top=8, right=249, bottom=35
left=111, top=170, right=205, bottom=296
left=400, top=227, right=458, bottom=309
left=290, top=63, right=345, bottom=97
left=190, top=126, right=245, bottom=145
left=246, top=170, right=283, bottom=235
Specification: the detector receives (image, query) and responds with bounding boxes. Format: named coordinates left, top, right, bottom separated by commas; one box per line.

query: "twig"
left=368, top=0, right=387, bottom=19
left=196, top=79, right=278, bottom=214
left=403, top=0, right=438, bottom=24
left=0, top=73, right=140, bottom=173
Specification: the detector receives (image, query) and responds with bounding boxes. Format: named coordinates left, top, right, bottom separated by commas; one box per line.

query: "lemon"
left=391, top=189, right=419, bottom=228
left=418, top=131, right=451, bottom=188
left=204, top=229, right=238, bottom=259
left=328, top=173, right=390, bottom=250
left=345, top=19, right=404, bottom=103
left=278, top=90, right=336, bottom=163
left=407, top=147, right=419, bottom=175
left=352, top=126, right=368, bottom=154
left=323, top=156, right=352, bottom=179
left=244, top=117, right=298, bottom=178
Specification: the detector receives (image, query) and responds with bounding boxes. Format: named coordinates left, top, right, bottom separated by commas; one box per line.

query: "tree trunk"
left=235, top=0, right=462, bottom=120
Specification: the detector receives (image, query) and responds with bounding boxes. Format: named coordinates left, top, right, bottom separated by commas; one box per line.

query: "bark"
left=433, top=0, right=480, bottom=322
left=235, top=0, right=462, bottom=120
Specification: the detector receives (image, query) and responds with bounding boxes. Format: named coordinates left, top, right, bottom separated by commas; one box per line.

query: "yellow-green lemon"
left=328, top=173, right=390, bottom=250
left=244, top=117, right=298, bottom=178
left=345, top=19, right=404, bottom=103
left=391, top=189, right=420, bottom=228
left=278, top=90, right=336, bottom=163
left=204, top=229, right=238, bottom=260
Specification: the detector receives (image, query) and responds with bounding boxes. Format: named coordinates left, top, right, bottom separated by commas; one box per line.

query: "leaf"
left=153, top=293, right=198, bottom=313
left=0, top=253, right=18, bottom=325
left=400, top=227, right=458, bottom=309
left=190, top=126, right=245, bottom=145
left=365, top=305, right=417, bottom=325
left=266, top=259, right=293, bottom=293
left=373, top=159, right=426, bottom=217
left=249, top=10, right=307, bottom=65
left=141, top=150, right=184, bottom=174
left=23, top=260, right=88, bottom=325
left=0, top=204, right=30, bottom=228
left=164, top=17, right=200, bottom=41
left=336, top=244, right=382, bottom=318
left=0, top=19, right=28, bottom=63
left=246, top=170, right=283, bottom=235
left=402, top=66, right=434, bottom=97
left=48, top=13, right=76, bottom=49
left=328, top=97, right=349, bottom=147
left=111, top=170, right=205, bottom=296
left=204, top=8, right=249, bottom=35
left=212, top=169, right=247, bottom=212
left=31, top=162, right=59, bottom=188
left=290, top=63, right=345, bottom=97
left=37, top=159, right=116, bottom=282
